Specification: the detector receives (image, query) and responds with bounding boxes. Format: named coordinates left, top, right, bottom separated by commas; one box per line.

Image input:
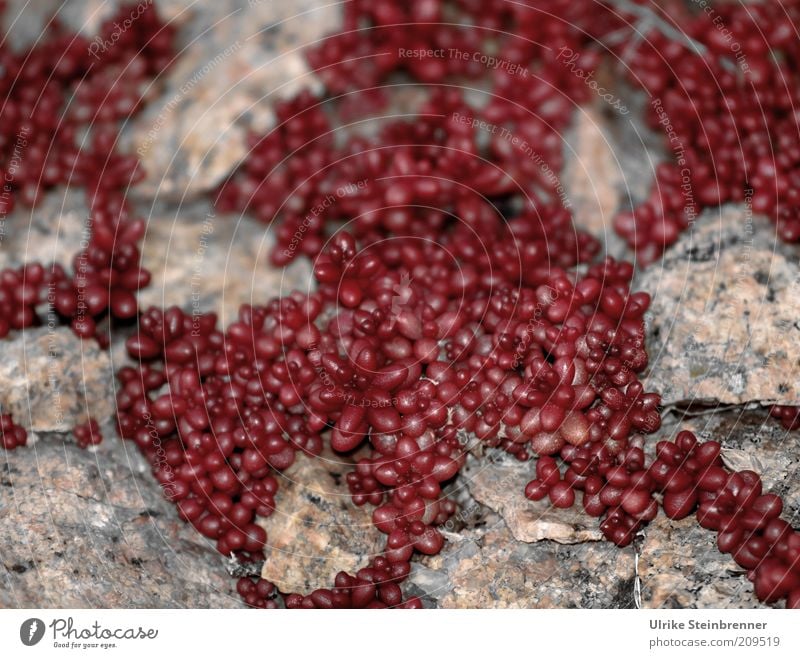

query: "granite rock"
left=563, top=82, right=663, bottom=260
left=137, top=202, right=312, bottom=326
left=640, top=207, right=800, bottom=406
left=0, top=440, right=241, bottom=607
left=258, top=451, right=384, bottom=594
left=0, top=188, right=89, bottom=271
left=640, top=514, right=764, bottom=609
left=0, top=327, right=114, bottom=434
left=464, top=453, right=603, bottom=544
left=563, top=103, right=623, bottom=239
left=409, top=518, right=636, bottom=608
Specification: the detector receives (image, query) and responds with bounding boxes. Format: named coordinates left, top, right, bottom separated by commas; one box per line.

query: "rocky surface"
left=407, top=408, right=800, bottom=609
left=0, top=327, right=114, bottom=434
left=563, top=80, right=662, bottom=261
left=409, top=518, right=636, bottom=608
left=640, top=207, right=800, bottom=406
left=258, top=451, right=383, bottom=594
left=641, top=513, right=763, bottom=609
left=0, top=188, right=90, bottom=271
left=464, top=453, right=603, bottom=544
left=3, top=0, right=800, bottom=611
left=138, top=201, right=312, bottom=325
left=638, top=410, right=800, bottom=608
left=563, top=104, right=623, bottom=242
left=0, top=440, right=241, bottom=607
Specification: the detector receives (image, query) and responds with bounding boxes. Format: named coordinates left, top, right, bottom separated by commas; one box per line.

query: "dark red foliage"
left=206, top=0, right=800, bottom=608
left=3, top=0, right=799, bottom=610
left=770, top=405, right=800, bottom=431
left=73, top=418, right=103, bottom=449
left=524, top=429, right=800, bottom=606
left=237, top=577, right=279, bottom=609
left=611, top=1, right=800, bottom=263
left=0, top=414, right=27, bottom=450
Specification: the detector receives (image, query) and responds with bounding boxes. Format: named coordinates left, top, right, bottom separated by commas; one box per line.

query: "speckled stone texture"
left=2, top=0, right=800, bottom=611
left=0, top=327, right=114, bottom=434
left=639, top=207, right=800, bottom=406
left=563, top=103, right=623, bottom=238
left=0, top=440, right=242, bottom=607
left=0, top=188, right=90, bottom=271
left=137, top=201, right=312, bottom=326
left=464, top=453, right=604, bottom=544
left=409, top=515, right=636, bottom=609
left=562, top=80, right=663, bottom=261
left=258, top=451, right=383, bottom=594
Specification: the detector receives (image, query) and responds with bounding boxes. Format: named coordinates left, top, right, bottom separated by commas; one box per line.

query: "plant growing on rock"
left=1, top=0, right=799, bottom=608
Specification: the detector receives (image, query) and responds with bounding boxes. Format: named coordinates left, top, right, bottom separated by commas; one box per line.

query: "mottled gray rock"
left=0, top=327, right=113, bottom=434
left=409, top=517, right=636, bottom=608
left=464, top=453, right=603, bottom=544
left=138, top=202, right=312, bottom=326
left=258, top=450, right=383, bottom=593
left=0, top=440, right=241, bottom=607
left=640, top=207, right=800, bottom=406
left=0, top=188, right=89, bottom=271
left=601, top=78, right=667, bottom=209
left=563, top=103, right=623, bottom=242
left=641, top=514, right=764, bottom=609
